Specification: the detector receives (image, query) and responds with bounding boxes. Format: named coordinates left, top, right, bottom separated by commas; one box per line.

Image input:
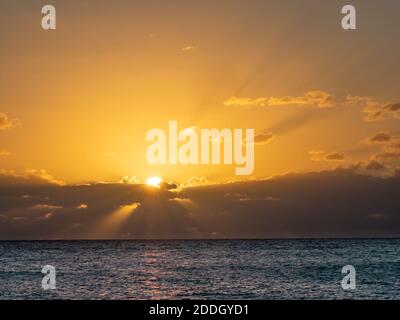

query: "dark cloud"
left=367, top=132, right=392, bottom=144
left=245, top=132, right=275, bottom=145
left=343, top=96, right=400, bottom=122
left=384, top=103, right=400, bottom=112
left=160, top=180, right=179, bottom=190
left=365, top=160, right=385, bottom=171
left=364, top=101, right=400, bottom=122
left=1, top=169, right=400, bottom=239
left=0, top=179, right=194, bottom=239
left=325, top=152, right=345, bottom=161
left=309, top=150, right=345, bottom=162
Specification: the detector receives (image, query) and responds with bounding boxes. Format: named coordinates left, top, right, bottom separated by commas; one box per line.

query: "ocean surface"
left=0, top=239, right=399, bottom=300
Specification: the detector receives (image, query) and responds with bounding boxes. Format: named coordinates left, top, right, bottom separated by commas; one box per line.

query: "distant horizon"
left=1, top=237, right=400, bottom=241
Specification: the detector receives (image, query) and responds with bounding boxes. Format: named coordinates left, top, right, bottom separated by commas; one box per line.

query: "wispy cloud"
left=0, top=113, right=20, bottom=130
left=244, top=132, right=275, bottom=145
left=181, top=45, right=198, bottom=52
left=224, top=96, right=267, bottom=107
left=224, top=92, right=400, bottom=123
left=268, top=90, right=335, bottom=108
left=309, top=150, right=346, bottom=162
left=224, top=91, right=335, bottom=108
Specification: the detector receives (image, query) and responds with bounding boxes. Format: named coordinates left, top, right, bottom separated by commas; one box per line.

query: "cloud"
left=119, top=176, right=140, bottom=184
left=365, top=160, right=385, bottom=171
left=253, top=133, right=274, bottom=145
left=354, top=140, right=400, bottom=176
left=244, top=132, right=274, bottom=145
left=169, top=197, right=193, bottom=204
left=160, top=180, right=179, bottom=190
left=0, top=113, right=20, bottom=130
left=179, top=169, right=400, bottom=238
left=181, top=45, right=198, bottom=52
left=361, top=136, right=400, bottom=174
left=1, top=168, right=400, bottom=239
left=309, top=150, right=345, bottom=162
left=187, top=176, right=208, bottom=186
left=224, top=96, right=267, bottom=107
left=345, top=96, right=400, bottom=122
left=24, top=169, right=65, bottom=186
left=366, top=132, right=393, bottom=144
left=268, top=90, right=335, bottom=108
left=224, top=91, right=335, bottom=108
left=384, top=103, right=400, bottom=112
left=224, top=92, right=400, bottom=123
left=30, top=204, right=64, bottom=210
left=325, top=152, right=346, bottom=161
left=0, top=169, right=65, bottom=186
left=343, top=95, right=374, bottom=108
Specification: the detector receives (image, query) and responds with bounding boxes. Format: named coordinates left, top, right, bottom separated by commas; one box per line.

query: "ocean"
left=0, top=239, right=399, bottom=300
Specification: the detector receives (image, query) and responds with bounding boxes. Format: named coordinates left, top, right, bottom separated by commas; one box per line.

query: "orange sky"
left=1, top=0, right=400, bottom=185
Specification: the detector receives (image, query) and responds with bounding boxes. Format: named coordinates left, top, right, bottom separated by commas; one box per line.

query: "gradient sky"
left=1, top=0, right=399, bottom=183
left=1, top=1, right=400, bottom=238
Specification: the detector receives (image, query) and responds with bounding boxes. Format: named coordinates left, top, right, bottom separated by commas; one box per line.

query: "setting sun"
left=146, top=176, right=162, bottom=188
left=1, top=0, right=400, bottom=303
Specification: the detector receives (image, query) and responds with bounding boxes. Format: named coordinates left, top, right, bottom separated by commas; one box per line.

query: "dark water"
left=0, top=239, right=399, bottom=300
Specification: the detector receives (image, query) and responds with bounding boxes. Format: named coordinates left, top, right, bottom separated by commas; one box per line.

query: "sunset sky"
left=1, top=0, right=400, bottom=239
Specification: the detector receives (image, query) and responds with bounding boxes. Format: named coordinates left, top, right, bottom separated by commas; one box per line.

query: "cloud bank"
left=1, top=168, right=400, bottom=239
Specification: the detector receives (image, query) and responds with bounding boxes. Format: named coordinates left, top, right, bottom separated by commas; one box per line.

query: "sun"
left=146, top=176, right=162, bottom=188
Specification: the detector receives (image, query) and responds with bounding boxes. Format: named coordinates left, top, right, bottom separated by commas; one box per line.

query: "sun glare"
left=146, top=176, right=162, bottom=188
